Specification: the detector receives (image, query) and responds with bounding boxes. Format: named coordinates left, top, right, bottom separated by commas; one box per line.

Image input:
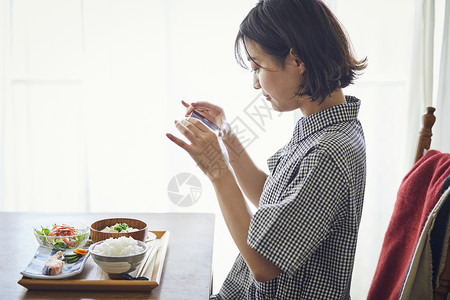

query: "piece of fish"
left=42, top=250, right=65, bottom=275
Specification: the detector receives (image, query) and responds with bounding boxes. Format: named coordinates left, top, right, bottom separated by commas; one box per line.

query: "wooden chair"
left=415, top=107, right=436, bottom=163
left=415, top=107, right=450, bottom=300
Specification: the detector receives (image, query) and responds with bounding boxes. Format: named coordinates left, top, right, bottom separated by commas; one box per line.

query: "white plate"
left=21, top=246, right=90, bottom=280
left=146, top=232, right=157, bottom=242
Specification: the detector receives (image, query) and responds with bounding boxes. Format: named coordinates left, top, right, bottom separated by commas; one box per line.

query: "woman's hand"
left=166, top=117, right=230, bottom=182
left=182, top=100, right=228, bottom=134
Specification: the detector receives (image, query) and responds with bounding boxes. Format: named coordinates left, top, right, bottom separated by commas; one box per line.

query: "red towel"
left=367, top=150, right=450, bottom=300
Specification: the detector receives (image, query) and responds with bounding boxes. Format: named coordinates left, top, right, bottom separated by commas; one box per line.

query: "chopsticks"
left=135, top=239, right=160, bottom=278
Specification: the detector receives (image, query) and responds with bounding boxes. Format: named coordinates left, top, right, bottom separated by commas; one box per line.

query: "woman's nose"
left=253, top=73, right=261, bottom=90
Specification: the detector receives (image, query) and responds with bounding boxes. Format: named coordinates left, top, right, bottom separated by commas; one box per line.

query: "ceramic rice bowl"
left=89, top=239, right=148, bottom=279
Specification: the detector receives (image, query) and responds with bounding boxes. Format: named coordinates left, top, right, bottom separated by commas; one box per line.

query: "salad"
left=34, top=224, right=89, bottom=249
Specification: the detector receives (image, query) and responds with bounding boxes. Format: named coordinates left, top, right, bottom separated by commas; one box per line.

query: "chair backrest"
left=415, top=107, right=450, bottom=300
left=415, top=107, right=436, bottom=163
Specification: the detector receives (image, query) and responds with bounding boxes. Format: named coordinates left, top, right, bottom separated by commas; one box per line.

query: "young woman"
left=166, top=0, right=367, bottom=298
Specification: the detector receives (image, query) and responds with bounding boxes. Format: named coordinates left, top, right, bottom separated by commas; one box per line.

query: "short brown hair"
left=235, top=0, right=367, bottom=102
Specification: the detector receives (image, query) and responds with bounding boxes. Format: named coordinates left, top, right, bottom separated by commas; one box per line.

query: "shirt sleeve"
left=247, top=149, right=349, bottom=276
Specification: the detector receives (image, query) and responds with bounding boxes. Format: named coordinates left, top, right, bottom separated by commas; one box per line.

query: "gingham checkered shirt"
left=211, top=96, right=366, bottom=300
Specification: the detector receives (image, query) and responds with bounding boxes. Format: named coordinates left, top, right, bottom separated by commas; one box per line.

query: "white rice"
left=94, top=236, right=143, bottom=256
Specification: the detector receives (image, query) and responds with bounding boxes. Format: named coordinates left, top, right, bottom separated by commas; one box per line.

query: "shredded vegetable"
left=34, top=224, right=88, bottom=249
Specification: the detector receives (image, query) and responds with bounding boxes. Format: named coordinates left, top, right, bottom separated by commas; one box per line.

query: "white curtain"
left=434, top=0, right=450, bottom=153
left=405, top=0, right=435, bottom=168
left=405, top=0, right=450, bottom=158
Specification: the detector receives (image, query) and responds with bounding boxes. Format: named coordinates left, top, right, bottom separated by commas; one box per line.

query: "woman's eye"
left=251, top=67, right=259, bottom=73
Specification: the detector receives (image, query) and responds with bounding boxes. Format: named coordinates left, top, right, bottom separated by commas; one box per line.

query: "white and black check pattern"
left=211, top=96, right=366, bottom=300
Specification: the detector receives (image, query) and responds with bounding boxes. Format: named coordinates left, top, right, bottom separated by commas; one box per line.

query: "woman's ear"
left=289, top=49, right=305, bottom=74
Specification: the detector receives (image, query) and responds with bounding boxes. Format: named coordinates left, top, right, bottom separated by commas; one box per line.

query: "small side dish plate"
left=147, top=231, right=157, bottom=242
left=21, top=246, right=90, bottom=280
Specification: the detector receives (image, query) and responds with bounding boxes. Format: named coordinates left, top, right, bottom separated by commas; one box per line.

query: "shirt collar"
left=293, top=95, right=361, bottom=144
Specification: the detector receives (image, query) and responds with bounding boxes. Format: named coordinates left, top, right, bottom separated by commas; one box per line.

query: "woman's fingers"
left=181, top=100, right=190, bottom=108
left=167, top=118, right=217, bottom=161
left=187, top=117, right=211, bottom=132
left=182, top=101, right=195, bottom=117
left=181, top=100, right=224, bottom=119
left=174, top=120, right=199, bottom=143
left=191, top=101, right=220, bottom=111
left=167, top=117, right=228, bottom=180
left=173, top=118, right=211, bottom=144
left=166, top=133, right=190, bottom=151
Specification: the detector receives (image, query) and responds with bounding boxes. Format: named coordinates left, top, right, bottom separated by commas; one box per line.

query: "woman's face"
left=244, top=38, right=305, bottom=112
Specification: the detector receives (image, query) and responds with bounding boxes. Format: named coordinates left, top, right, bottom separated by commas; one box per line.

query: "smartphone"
left=189, top=110, right=220, bottom=132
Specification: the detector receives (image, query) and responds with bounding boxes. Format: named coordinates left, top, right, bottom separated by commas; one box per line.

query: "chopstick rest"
left=122, top=273, right=149, bottom=280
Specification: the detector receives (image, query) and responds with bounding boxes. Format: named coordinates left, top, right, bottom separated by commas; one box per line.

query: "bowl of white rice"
left=89, top=236, right=148, bottom=279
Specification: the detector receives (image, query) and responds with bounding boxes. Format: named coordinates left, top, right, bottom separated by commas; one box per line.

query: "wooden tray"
left=18, top=231, right=170, bottom=292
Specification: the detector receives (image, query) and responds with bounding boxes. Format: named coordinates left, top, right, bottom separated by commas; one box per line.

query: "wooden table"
left=0, top=212, right=215, bottom=300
